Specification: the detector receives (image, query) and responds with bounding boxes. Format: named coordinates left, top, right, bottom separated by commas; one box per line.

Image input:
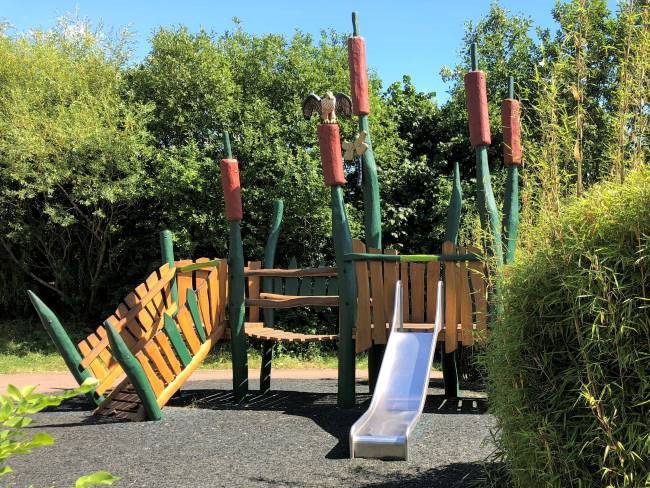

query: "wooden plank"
left=153, top=332, right=182, bottom=375
left=116, top=301, right=146, bottom=343
left=382, top=249, right=399, bottom=327
left=353, top=239, right=372, bottom=353
left=186, top=289, right=207, bottom=343
left=285, top=257, right=299, bottom=295
left=87, top=331, right=116, bottom=370
left=410, top=263, right=426, bottom=323
left=193, top=257, right=212, bottom=291
left=124, top=291, right=157, bottom=338
left=163, top=314, right=192, bottom=368
left=327, top=277, right=338, bottom=296
left=196, top=285, right=211, bottom=340
left=175, top=259, right=193, bottom=309
left=247, top=295, right=339, bottom=308
left=78, top=339, right=107, bottom=379
left=368, top=247, right=387, bottom=345
left=425, top=262, right=441, bottom=323
left=135, top=351, right=164, bottom=397
left=176, top=307, right=202, bottom=355
left=400, top=262, right=410, bottom=322
left=144, top=272, right=167, bottom=322
left=207, top=267, right=219, bottom=334
left=458, top=248, right=474, bottom=346
left=247, top=261, right=261, bottom=323
left=144, top=341, right=175, bottom=384
left=443, top=241, right=459, bottom=353
left=218, top=259, right=228, bottom=327
left=244, top=267, right=337, bottom=278
left=467, top=245, right=487, bottom=333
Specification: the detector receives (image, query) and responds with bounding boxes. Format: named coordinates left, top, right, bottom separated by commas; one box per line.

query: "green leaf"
left=0, top=465, right=13, bottom=477
left=75, top=471, right=119, bottom=488
left=6, top=385, right=21, bottom=402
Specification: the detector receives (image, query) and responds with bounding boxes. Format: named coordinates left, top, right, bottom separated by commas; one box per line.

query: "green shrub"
left=486, top=168, right=650, bottom=487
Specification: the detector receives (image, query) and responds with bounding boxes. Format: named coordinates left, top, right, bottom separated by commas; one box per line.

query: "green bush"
left=487, top=168, right=650, bottom=487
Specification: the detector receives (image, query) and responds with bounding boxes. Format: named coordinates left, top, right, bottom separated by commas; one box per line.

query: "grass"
left=0, top=319, right=369, bottom=374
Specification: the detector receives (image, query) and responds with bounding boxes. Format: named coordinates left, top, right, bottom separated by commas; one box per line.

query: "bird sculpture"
left=302, top=91, right=353, bottom=123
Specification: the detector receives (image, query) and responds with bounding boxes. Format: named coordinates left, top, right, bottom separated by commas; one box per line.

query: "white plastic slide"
left=350, top=280, right=444, bottom=460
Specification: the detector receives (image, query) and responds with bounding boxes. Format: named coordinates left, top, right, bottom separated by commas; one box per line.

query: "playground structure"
left=27, top=11, right=522, bottom=446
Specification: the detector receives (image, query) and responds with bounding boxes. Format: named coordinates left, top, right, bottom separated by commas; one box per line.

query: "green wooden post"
left=352, top=12, right=384, bottom=392
left=105, top=323, right=162, bottom=421
left=331, top=185, right=357, bottom=408
left=186, top=289, right=207, bottom=343
left=502, top=76, right=520, bottom=265
left=262, top=199, right=284, bottom=327
left=470, top=43, right=504, bottom=269
left=27, top=290, right=102, bottom=405
left=222, top=131, right=248, bottom=403
left=160, top=230, right=178, bottom=307
left=441, top=161, right=462, bottom=398
left=258, top=200, right=282, bottom=394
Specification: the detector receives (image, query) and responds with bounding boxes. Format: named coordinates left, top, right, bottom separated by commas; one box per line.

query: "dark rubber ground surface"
left=7, top=378, right=494, bottom=488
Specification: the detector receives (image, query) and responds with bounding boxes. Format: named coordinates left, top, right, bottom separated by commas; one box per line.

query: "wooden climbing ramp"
left=94, top=259, right=228, bottom=421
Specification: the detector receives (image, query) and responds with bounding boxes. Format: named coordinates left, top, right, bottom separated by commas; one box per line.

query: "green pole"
left=331, top=185, right=357, bottom=408
left=259, top=199, right=283, bottom=393
left=105, top=323, right=162, bottom=421
left=352, top=12, right=384, bottom=392
left=222, top=131, right=248, bottom=403
left=160, top=230, right=178, bottom=307
left=441, top=161, right=462, bottom=398
left=470, top=43, right=504, bottom=269
left=262, top=199, right=284, bottom=327
left=27, top=290, right=102, bottom=405
left=502, top=76, right=520, bottom=265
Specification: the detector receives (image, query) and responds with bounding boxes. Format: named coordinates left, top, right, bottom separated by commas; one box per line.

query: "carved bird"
left=302, top=91, right=353, bottom=123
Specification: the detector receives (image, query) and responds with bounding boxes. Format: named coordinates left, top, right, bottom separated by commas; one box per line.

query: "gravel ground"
left=7, top=377, right=495, bottom=488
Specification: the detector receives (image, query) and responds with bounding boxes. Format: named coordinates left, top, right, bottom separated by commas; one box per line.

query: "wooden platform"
left=244, top=322, right=337, bottom=343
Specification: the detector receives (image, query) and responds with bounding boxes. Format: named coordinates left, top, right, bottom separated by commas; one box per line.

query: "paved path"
left=3, top=375, right=493, bottom=488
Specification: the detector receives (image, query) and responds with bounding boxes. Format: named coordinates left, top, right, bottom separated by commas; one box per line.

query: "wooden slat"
left=163, top=314, right=192, bottom=367
left=80, top=266, right=175, bottom=369
left=87, top=331, right=116, bottom=370
left=327, top=277, right=338, bottom=296
left=186, top=289, right=207, bottom=343
left=425, top=262, right=441, bottom=323
left=154, top=332, right=182, bottom=375
left=353, top=239, right=372, bottom=353
left=175, top=259, right=193, bottom=309
left=467, top=246, right=487, bottom=333
left=244, top=325, right=337, bottom=343
left=78, top=339, right=107, bottom=379
left=443, top=241, right=459, bottom=353
left=247, top=261, right=261, bottom=322
left=193, top=257, right=212, bottom=291
left=285, top=257, right=299, bottom=295
left=196, top=285, right=211, bottom=340
left=207, top=267, right=219, bottom=334
left=368, top=247, right=387, bottom=345
left=410, top=263, right=426, bottom=323
left=144, top=341, right=175, bottom=384
left=218, top=260, right=228, bottom=327
left=176, top=307, right=202, bottom=355
left=116, top=300, right=146, bottom=343
left=400, top=262, right=410, bottom=322
left=458, top=249, right=474, bottom=346
left=247, top=294, right=339, bottom=308
left=135, top=351, right=164, bottom=397
left=145, top=271, right=167, bottom=320
left=382, top=249, right=400, bottom=328
left=244, top=267, right=337, bottom=278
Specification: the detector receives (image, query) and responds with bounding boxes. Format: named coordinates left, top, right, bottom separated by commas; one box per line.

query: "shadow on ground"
left=167, top=384, right=487, bottom=459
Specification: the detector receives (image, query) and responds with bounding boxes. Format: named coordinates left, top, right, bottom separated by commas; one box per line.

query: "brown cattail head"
left=348, top=36, right=370, bottom=116
left=501, top=99, right=522, bottom=165
left=318, top=124, right=346, bottom=186
left=464, top=70, right=491, bottom=147
left=220, top=158, right=243, bottom=221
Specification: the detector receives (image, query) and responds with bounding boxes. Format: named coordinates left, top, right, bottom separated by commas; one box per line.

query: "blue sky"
left=2, top=0, right=618, bottom=101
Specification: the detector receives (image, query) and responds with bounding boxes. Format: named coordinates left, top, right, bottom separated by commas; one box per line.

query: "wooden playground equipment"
left=28, top=12, right=521, bottom=420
